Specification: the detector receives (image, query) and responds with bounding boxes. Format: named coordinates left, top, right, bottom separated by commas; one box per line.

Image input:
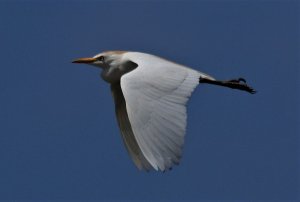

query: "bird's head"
left=72, top=51, right=138, bottom=83
left=72, top=51, right=127, bottom=69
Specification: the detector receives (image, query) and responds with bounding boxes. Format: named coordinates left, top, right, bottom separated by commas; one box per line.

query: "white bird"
left=72, top=51, right=255, bottom=171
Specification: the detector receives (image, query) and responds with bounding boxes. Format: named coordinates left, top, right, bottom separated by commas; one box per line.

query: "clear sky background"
left=0, top=0, right=298, bottom=200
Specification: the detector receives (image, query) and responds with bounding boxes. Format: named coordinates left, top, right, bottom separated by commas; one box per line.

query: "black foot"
left=199, top=77, right=256, bottom=94
left=225, top=78, right=256, bottom=94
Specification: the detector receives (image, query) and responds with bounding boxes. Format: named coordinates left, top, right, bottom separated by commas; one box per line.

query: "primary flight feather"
left=72, top=51, right=255, bottom=171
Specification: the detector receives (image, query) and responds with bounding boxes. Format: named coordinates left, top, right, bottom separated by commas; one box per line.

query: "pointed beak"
left=72, top=57, right=97, bottom=64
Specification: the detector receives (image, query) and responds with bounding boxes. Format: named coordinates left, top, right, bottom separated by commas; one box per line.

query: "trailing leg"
left=199, top=77, right=256, bottom=94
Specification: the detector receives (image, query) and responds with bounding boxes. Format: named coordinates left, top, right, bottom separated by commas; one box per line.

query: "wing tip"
left=137, top=157, right=181, bottom=172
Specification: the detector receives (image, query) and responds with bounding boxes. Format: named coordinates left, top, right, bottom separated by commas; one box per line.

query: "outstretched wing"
left=120, top=52, right=207, bottom=171
left=111, top=82, right=153, bottom=171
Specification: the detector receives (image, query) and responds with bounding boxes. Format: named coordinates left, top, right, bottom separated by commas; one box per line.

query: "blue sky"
left=0, top=0, right=298, bottom=200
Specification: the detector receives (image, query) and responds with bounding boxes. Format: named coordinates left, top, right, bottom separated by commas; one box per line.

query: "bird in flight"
left=72, top=51, right=255, bottom=172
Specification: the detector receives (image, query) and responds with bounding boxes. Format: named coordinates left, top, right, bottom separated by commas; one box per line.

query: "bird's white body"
left=73, top=51, right=255, bottom=171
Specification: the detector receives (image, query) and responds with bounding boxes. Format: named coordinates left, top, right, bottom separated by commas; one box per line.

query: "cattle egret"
left=72, top=51, right=255, bottom=171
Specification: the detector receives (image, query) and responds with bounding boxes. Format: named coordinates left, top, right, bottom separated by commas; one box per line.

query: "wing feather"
left=111, top=82, right=153, bottom=170
left=119, top=52, right=207, bottom=171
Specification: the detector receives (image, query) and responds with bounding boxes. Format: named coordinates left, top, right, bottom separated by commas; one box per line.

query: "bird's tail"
left=199, top=72, right=216, bottom=81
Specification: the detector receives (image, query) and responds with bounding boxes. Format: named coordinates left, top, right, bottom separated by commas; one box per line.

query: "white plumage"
left=121, top=52, right=206, bottom=171
left=73, top=51, right=255, bottom=171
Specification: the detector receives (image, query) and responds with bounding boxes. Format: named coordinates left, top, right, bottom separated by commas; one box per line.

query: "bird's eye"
left=97, top=56, right=104, bottom=61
